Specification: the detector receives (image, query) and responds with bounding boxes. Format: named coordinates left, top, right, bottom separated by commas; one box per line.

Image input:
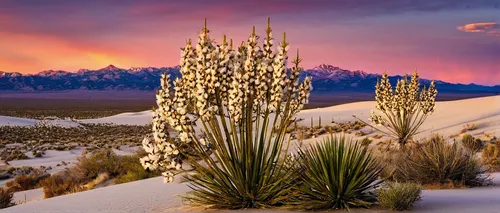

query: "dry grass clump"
left=461, top=134, right=483, bottom=153
left=392, top=135, right=489, bottom=188
left=5, top=170, right=50, bottom=192
left=461, top=123, right=478, bottom=133
left=38, top=149, right=160, bottom=198
left=377, top=182, right=421, bottom=211
left=482, top=142, right=500, bottom=172
left=38, top=171, right=86, bottom=198
left=0, top=188, right=13, bottom=209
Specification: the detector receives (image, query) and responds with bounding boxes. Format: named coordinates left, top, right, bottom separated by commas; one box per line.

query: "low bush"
left=114, top=155, right=161, bottom=184
left=289, top=135, right=383, bottom=210
left=461, top=134, right=483, bottom=153
left=5, top=172, right=49, bottom=192
left=38, top=171, right=86, bottom=198
left=377, top=182, right=421, bottom=211
left=0, top=188, right=13, bottom=209
left=482, top=142, right=500, bottom=172
left=393, top=135, right=488, bottom=188
left=39, top=149, right=160, bottom=198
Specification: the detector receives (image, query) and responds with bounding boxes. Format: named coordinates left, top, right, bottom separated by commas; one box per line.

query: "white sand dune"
left=79, top=96, right=500, bottom=140
left=80, top=110, right=153, bottom=125
left=0, top=116, right=80, bottom=127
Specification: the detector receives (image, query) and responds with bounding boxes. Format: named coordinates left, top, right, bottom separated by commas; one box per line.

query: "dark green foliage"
left=289, top=135, right=383, bottom=210
left=393, top=135, right=489, bottom=187
left=377, top=182, right=421, bottom=211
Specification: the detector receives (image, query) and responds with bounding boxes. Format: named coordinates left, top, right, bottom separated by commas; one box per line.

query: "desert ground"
left=0, top=95, right=499, bottom=212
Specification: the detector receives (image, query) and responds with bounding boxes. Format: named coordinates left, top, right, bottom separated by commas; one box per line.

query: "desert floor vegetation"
left=0, top=123, right=150, bottom=161
left=0, top=187, right=13, bottom=209
left=0, top=98, right=154, bottom=119
left=389, top=134, right=489, bottom=189
left=37, top=149, right=160, bottom=198
left=377, top=182, right=422, bottom=211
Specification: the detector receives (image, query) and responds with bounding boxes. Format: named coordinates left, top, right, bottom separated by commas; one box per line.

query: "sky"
left=0, top=0, right=499, bottom=85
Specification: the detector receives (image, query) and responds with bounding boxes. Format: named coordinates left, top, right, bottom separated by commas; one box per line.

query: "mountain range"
left=1, top=64, right=499, bottom=94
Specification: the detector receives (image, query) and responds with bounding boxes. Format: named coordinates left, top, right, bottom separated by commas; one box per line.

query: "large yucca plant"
left=140, top=18, right=312, bottom=209
left=355, top=72, right=437, bottom=147
left=289, top=135, right=383, bottom=210
left=393, top=135, right=489, bottom=187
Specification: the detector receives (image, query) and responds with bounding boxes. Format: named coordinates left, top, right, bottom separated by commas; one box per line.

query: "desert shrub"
left=72, top=149, right=123, bottom=183
left=355, top=72, right=437, bottom=147
left=114, top=155, right=161, bottom=184
left=289, top=135, right=383, bottom=210
left=482, top=142, right=500, bottom=171
left=74, top=149, right=160, bottom=184
left=0, top=188, right=13, bottom=209
left=461, top=134, right=483, bottom=153
left=140, top=19, right=312, bottom=209
left=393, top=135, right=488, bottom=188
left=377, top=182, right=421, bottom=211
left=39, top=150, right=159, bottom=198
left=38, top=171, right=86, bottom=198
left=5, top=172, right=49, bottom=192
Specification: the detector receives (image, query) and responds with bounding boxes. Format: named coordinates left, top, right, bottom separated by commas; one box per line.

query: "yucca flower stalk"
left=355, top=72, right=437, bottom=147
left=141, top=18, right=312, bottom=208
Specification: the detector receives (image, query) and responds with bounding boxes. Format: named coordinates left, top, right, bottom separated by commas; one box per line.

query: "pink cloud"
left=457, top=22, right=500, bottom=36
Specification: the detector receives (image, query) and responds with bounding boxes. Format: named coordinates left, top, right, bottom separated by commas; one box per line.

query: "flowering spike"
left=222, top=34, right=227, bottom=46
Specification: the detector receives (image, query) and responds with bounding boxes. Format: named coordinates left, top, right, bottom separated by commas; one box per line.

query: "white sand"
left=80, top=111, right=153, bottom=125
left=0, top=116, right=80, bottom=127
left=1, top=96, right=499, bottom=212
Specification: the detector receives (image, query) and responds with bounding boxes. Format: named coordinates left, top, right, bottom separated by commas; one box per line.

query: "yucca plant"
left=355, top=72, right=437, bottom=147
left=140, top=18, right=312, bottom=208
left=289, top=135, right=383, bottom=210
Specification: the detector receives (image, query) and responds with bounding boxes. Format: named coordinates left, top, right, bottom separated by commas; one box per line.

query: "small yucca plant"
left=289, top=135, right=383, bottom=210
left=356, top=72, right=437, bottom=147
left=377, top=182, right=421, bottom=211
left=141, top=18, right=312, bottom=208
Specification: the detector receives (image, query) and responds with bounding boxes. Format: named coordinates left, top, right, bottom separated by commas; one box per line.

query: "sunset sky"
left=1, top=0, right=499, bottom=85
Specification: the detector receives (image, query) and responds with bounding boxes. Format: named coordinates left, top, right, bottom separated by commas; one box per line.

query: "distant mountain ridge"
left=1, top=64, right=499, bottom=94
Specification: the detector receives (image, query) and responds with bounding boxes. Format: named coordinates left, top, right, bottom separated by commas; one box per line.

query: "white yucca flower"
left=142, top=19, right=312, bottom=183
left=269, top=33, right=289, bottom=111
